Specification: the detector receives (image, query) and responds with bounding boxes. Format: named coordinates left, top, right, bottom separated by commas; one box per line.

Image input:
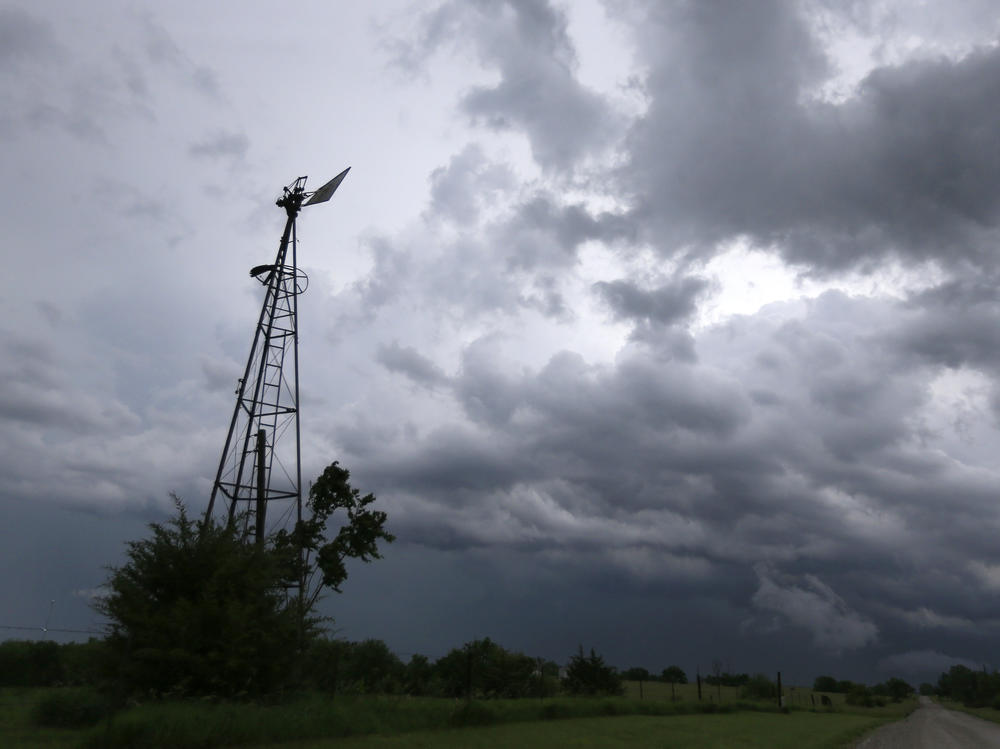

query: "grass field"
left=0, top=685, right=914, bottom=749
left=621, top=679, right=850, bottom=709
left=263, top=712, right=893, bottom=749
left=937, top=698, right=1000, bottom=724
left=0, top=688, right=79, bottom=749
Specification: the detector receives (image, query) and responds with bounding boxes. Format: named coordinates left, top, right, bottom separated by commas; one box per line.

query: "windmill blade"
left=304, top=167, right=351, bottom=206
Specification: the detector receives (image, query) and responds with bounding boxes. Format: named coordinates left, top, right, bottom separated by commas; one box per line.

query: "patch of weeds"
left=31, top=687, right=109, bottom=728
left=449, top=700, right=495, bottom=727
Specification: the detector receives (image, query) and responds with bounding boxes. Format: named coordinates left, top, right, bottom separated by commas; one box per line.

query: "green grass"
left=623, top=680, right=843, bottom=707
left=79, top=694, right=780, bottom=748
left=0, top=687, right=914, bottom=749
left=622, top=681, right=918, bottom=718
left=0, top=688, right=87, bottom=748
left=262, top=711, right=891, bottom=749
left=937, top=698, right=1000, bottom=724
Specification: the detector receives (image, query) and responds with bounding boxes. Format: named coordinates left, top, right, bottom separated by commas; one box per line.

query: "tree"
left=662, top=665, right=687, bottom=701
left=404, top=654, right=433, bottom=696
left=97, top=463, right=393, bottom=697
left=562, top=646, right=623, bottom=696
left=813, top=675, right=838, bottom=692
left=271, top=462, right=394, bottom=641
left=341, top=639, right=405, bottom=693
left=433, top=638, right=536, bottom=699
left=741, top=673, right=777, bottom=700
left=623, top=667, right=650, bottom=682
left=662, top=665, right=688, bottom=684
left=97, top=498, right=298, bottom=697
left=883, top=677, right=914, bottom=702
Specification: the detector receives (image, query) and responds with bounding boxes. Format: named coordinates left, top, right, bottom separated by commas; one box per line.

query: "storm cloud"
left=4, top=0, right=1000, bottom=685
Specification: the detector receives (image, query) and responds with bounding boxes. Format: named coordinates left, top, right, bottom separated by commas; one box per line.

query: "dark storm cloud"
left=401, top=0, right=622, bottom=171
left=619, top=0, right=1000, bottom=272
left=878, top=650, right=979, bottom=678
left=0, top=333, right=138, bottom=434
left=353, top=178, right=632, bottom=322
left=376, top=342, right=449, bottom=389
left=593, top=275, right=709, bottom=326
left=334, top=286, right=1000, bottom=677
left=498, top=194, right=635, bottom=270
left=428, top=144, right=514, bottom=225
left=894, top=274, right=1000, bottom=371
left=750, top=565, right=878, bottom=652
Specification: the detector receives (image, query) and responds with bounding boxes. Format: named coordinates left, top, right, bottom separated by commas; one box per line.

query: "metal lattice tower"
left=206, top=168, right=350, bottom=542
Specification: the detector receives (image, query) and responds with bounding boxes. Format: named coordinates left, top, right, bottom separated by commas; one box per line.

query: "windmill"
left=205, top=168, right=350, bottom=544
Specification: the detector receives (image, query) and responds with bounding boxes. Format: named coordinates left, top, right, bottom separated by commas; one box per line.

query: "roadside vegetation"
left=0, top=641, right=918, bottom=749
left=930, top=664, right=1000, bottom=726
left=0, top=682, right=914, bottom=749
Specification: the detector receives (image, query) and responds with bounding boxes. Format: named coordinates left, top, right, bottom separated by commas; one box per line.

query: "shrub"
left=562, top=646, right=623, bottom=696
left=741, top=673, right=777, bottom=700
left=540, top=702, right=570, bottom=720
left=450, top=700, right=495, bottom=727
left=31, top=688, right=108, bottom=728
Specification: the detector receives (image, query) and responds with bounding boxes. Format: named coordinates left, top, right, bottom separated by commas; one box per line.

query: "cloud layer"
left=4, top=0, right=1000, bottom=683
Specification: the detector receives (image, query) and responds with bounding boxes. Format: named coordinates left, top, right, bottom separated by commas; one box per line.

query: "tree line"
left=933, top=664, right=1000, bottom=708
left=0, top=637, right=627, bottom=699
left=812, top=675, right=914, bottom=706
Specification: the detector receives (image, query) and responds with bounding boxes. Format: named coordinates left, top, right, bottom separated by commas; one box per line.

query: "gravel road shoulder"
left=855, top=696, right=1000, bottom=749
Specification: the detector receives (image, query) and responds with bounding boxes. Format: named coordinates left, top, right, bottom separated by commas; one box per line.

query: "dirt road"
left=857, top=697, right=1000, bottom=748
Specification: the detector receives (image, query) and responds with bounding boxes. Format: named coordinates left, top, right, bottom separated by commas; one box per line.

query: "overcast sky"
left=4, top=0, right=1000, bottom=686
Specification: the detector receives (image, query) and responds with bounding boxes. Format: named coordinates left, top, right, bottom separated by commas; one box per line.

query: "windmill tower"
left=205, top=168, right=350, bottom=543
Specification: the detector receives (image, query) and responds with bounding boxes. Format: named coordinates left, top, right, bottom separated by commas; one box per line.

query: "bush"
left=449, top=700, right=495, bottom=727
left=97, top=501, right=299, bottom=698
left=434, top=638, right=537, bottom=699
left=562, top=646, right=623, bottom=696
left=540, top=702, right=570, bottom=720
left=741, top=673, right=777, bottom=700
left=845, top=685, right=873, bottom=707
left=0, top=640, right=64, bottom=687
left=31, top=688, right=109, bottom=728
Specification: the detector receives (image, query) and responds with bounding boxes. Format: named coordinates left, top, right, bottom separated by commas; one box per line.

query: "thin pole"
left=255, top=429, right=267, bottom=545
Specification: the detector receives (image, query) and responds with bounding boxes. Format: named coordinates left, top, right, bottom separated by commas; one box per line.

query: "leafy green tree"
left=662, top=665, right=688, bottom=684
left=0, top=640, right=63, bottom=687
left=301, top=637, right=350, bottom=693
left=918, top=682, right=935, bottom=696
left=741, top=673, right=777, bottom=700
left=883, top=677, right=914, bottom=702
left=433, top=638, right=536, bottom=699
left=661, top=665, right=687, bottom=700
left=937, top=664, right=1000, bottom=707
left=97, top=499, right=298, bottom=697
left=813, top=675, right=838, bottom=692
left=97, top=463, right=392, bottom=698
left=272, top=462, right=394, bottom=637
left=623, top=667, right=650, bottom=682
left=405, top=653, right=433, bottom=696
left=562, top=646, right=623, bottom=696
left=341, top=639, right=405, bottom=693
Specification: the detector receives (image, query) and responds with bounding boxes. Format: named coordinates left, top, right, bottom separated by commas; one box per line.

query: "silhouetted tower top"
left=205, top=168, right=350, bottom=542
